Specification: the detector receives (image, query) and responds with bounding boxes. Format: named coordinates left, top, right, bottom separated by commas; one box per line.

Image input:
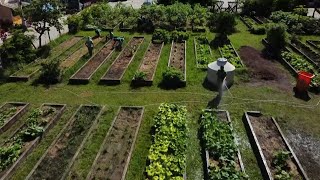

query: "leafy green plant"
left=38, top=60, right=61, bottom=84
left=272, top=151, right=293, bottom=180
left=219, top=45, right=243, bottom=68
left=146, top=103, right=188, bottom=179
left=200, top=110, right=248, bottom=180
left=195, top=37, right=212, bottom=68
left=266, top=23, right=289, bottom=54
left=152, top=29, right=171, bottom=43
left=133, top=71, right=147, bottom=81
left=171, top=30, right=189, bottom=42
left=0, top=106, right=17, bottom=127
left=162, top=67, right=184, bottom=84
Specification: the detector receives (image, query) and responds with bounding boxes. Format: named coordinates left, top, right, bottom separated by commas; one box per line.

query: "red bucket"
left=296, top=71, right=314, bottom=92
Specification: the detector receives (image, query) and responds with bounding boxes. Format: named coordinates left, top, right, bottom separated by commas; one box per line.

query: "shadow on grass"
left=157, top=80, right=186, bottom=90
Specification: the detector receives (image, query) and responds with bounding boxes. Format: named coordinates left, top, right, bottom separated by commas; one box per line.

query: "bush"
left=36, top=45, right=51, bottom=58
left=162, top=67, right=184, bottom=86
left=266, top=23, right=289, bottom=54
left=212, top=12, right=237, bottom=35
left=133, top=71, right=147, bottom=81
left=250, top=24, right=266, bottom=34
left=38, top=60, right=61, bottom=84
left=67, top=15, right=81, bottom=34
left=171, top=30, right=189, bottom=42
left=152, top=29, right=171, bottom=43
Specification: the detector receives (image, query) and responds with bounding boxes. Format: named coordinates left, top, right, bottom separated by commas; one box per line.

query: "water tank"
left=207, top=58, right=235, bottom=87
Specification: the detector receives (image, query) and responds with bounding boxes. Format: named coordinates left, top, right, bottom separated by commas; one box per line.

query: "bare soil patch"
left=239, top=46, right=292, bottom=91
left=169, top=42, right=185, bottom=75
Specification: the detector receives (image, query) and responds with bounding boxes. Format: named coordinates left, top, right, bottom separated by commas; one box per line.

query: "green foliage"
left=0, top=30, right=36, bottom=66
left=293, top=5, right=308, bottom=16
left=165, top=2, right=192, bottom=29
left=190, top=4, right=208, bottom=29
left=220, top=45, right=243, bottom=68
left=0, top=106, right=17, bottom=127
left=140, top=4, right=166, bottom=27
left=152, top=29, right=171, bottom=43
left=270, top=11, right=320, bottom=35
left=171, top=30, right=189, bottom=42
left=211, top=12, right=237, bottom=36
left=133, top=71, right=147, bottom=81
left=266, top=23, right=289, bottom=54
left=67, top=14, right=82, bottom=34
left=200, top=110, right=248, bottom=180
left=272, top=151, right=293, bottom=180
left=146, top=103, right=188, bottom=179
left=242, top=16, right=266, bottom=35
left=162, top=67, right=184, bottom=84
left=38, top=60, right=61, bottom=84
left=195, top=37, right=212, bottom=68
left=0, top=107, right=56, bottom=171
left=36, top=45, right=52, bottom=58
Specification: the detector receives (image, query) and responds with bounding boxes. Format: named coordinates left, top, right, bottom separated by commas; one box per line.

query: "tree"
left=266, top=23, right=289, bottom=55
left=214, top=12, right=237, bottom=36
left=38, top=60, right=61, bottom=84
left=190, top=4, right=208, bottom=30
left=24, top=0, right=63, bottom=47
left=0, top=30, right=36, bottom=67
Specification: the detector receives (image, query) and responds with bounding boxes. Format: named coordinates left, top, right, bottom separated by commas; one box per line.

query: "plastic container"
left=296, top=71, right=314, bottom=92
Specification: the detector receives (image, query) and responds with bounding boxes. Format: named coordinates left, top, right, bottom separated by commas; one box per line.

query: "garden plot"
left=219, top=41, right=244, bottom=68
left=243, top=112, right=308, bottom=180
left=132, top=41, right=163, bottom=86
left=306, top=40, right=320, bottom=52
left=26, top=105, right=102, bottom=180
left=86, top=106, right=144, bottom=180
left=290, top=40, right=320, bottom=68
left=9, top=36, right=82, bottom=82
left=60, top=37, right=104, bottom=70
left=69, top=40, right=114, bottom=84
left=200, top=109, right=246, bottom=179
left=194, top=37, right=212, bottom=69
left=168, top=41, right=186, bottom=83
left=145, top=103, right=187, bottom=179
left=100, top=37, right=144, bottom=84
left=0, top=104, right=66, bottom=180
left=0, top=102, right=29, bottom=134
left=240, top=16, right=265, bottom=35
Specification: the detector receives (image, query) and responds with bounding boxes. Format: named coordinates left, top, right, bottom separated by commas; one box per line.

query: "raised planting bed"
left=243, top=111, right=309, bottom=180
left=0, top=103, right=66, bottom=179
left=132, top=41, right=163, bottom=86
left=306, top=40, right=320, bottom=52
left=240, top=16, right=266, bottom=35
left=0, top=102, right=29, bottom=134
left=100, top=37, right=144, bottom=85
left=219, top=42, right=245, bottom=68
left=86, top=106, right=144, bottom=180
left=145, top=103, right=187, bottom=179
left=60, top=37, right=104, bottom=70
left=168, top=41, right=187, bottom=85
left=200, top=109, right=246, bottom=179
left=289, top=40, right=320, bottom=68
left=9, top=36, right=83, bottom=82
left=69, top=40, right=115, bottom=84
left=26, top=105, right=103, bottom=180
left=253, top=16, right=269, bottom=24
left=194, top=37, right=213, bottom=69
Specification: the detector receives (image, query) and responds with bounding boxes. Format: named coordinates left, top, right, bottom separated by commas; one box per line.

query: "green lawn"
left=0, top=19, right=319, bottom=180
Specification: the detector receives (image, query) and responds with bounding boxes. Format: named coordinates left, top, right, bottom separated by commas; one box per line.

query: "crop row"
left=219, top=44, right=244, bottom=68
left=290, top=40, right=320, bottom=68
left=194, top=37, right=213, bottom=69
left=240, top=16, right=266, bottom=35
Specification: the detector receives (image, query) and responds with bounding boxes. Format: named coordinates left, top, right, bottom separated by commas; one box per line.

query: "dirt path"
left=239, top=46, right=293, bottom=91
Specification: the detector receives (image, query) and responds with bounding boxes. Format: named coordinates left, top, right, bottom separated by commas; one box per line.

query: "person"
left=85, top=37, right=94, bottom=56
left=112, top=37, right=124, bottom=50
left=95, top=28, right=101, bottom=38
left=109, top=31, right=114, bottom=40
left=217, top=66, right=227, bottom=98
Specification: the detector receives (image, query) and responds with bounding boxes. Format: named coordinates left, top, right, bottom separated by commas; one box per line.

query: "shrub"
left=67, top=14, right=81, bottom=34
left=152, top=29, right=171, bottom=43
left=38, top=60, right=61, bottom=84
left=133, top=71, right=147, bottom=81
left=212, top=12, right=237, bottom=36
left=36, top=45, right=51, bottom=58
left=250, top=24, right=266, bottom=34
left=266, top=23, right=289, bottom=54
left=171, top=30, right=189, bottom=42
left=162, top=67, right=184, bottom=85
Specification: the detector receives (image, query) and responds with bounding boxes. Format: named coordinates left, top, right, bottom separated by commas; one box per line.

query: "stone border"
left=0, top=102, right=29, bottom=134
left=0, top=103, right=66, bottom=180
left=86, top=106, right=144, bottom=180
left=69, top=40, right=114, bottom=84
left=242, top=111, right=309, bottom=180
left=132, top=41, right=164, bottom=86
left=9, top=36, right=83, bottom=82
left=202, top=109, right=245, bottom=179
left=194, top=37, right=212, bottom=69
left=25, top=104, right=103, bottom=180
left=168, top=40, right=187, bottom=86
left=100, top=36, right=145, bottom=85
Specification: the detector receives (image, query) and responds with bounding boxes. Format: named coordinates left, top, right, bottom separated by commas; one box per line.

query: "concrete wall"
left=0, top=5, right=13, bottom=24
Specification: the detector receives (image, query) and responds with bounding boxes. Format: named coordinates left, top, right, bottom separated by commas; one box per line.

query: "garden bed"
left=194, top=37, right=212, bottom=69
left=69, top=40, right=114, bottom=84
left=60, top=37, right=104, bottom=70
left=200, top=109, right=246, bottom=179
left=86, top=106, right=144, bottom=179
left=219, top=40, right=245, bottom=68
left=132, top=41, right=163, bottom=86
left=289, top=40, right=320, bottom=68
left=100, top=37, right=144, bottom=85
left=243, top=111, right=309, bottom=180
left=26, top=105, right=103, bottom=180
left=0, top=102, right=29, bottom=134
left=0, top=103, right=66, bottom=179
left=306, top=40, right=320, bottom=52
left=253, top=16, right=269, bottom=24
left=168, top=41, right=187, bottom=86
left=9, top=36, right=82, bottom=82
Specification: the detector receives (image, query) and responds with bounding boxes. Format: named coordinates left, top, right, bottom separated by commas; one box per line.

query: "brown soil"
left=88, top=107, right=143, bottom=180
left=138, top=42, right=163, bottom=81
left=60, top=37, right=103, bottom=69
left=169, top=42, right=185, bottom=77
left=52, top=37, right=82, bottom=56
left=72, top=41, right=113, bottom=79
left=239, top=46, right=292, bottom=91
left=103, top=37, right=144, bottom=80
left=249, top=115, right=303, bottom=179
